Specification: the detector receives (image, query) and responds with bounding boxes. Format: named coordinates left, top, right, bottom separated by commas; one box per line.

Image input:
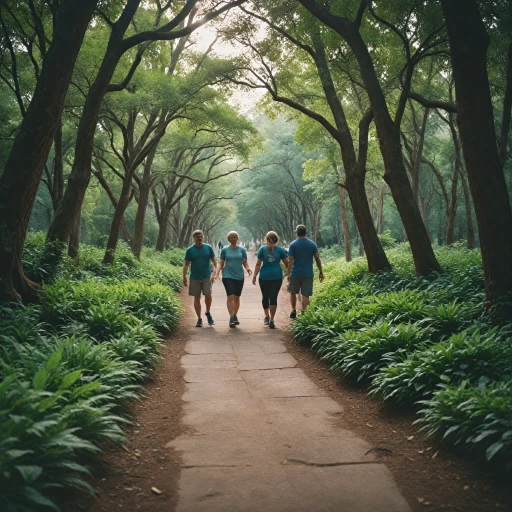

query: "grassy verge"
left=0, top=234, right=184, bottom=511
left=291, top=243, right=512, bottom=470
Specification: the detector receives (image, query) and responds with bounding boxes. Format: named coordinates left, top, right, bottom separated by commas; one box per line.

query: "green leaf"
left=33, top=369, right=48, bottom=390
left=59, top=370, right=82, bottom=390
left=23, top=486, right=60, bottom=510
left=15, top=465, right=43, bottom=483
left=485, top=441, right=504, bottom=461
left=5, top=449, right=33, bottom=460
left=45, top=350, right=62, bottom=372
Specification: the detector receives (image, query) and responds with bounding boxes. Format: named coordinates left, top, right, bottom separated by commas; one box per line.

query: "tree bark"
left=460, top=168, right=476, bottom=249
left=442, top=0, right=512, bottom=307
left=68, top=210, right=81, bottom=259
left=103, top=171, right=135, bottom=264
left=339, top=185, right=352, bottom=261
left=377, top=184, right=387, bottom=234
left=132, top=146, right=156, bottom=258
left=0, top=0, right=98, bottom=303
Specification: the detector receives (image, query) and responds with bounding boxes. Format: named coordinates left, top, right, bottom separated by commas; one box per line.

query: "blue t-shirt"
left=288, top=237, right=318, bottom=278
left=184, top=244, right=215, bottom=280
left=220, top=246, right=248, bottom=280
left=257, top=245, right=288, bottom=280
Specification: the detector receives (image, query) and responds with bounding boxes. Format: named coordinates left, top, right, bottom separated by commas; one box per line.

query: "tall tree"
left=296, top=0, right=441, bottom=275
left=0, top=0, right=98, bottom=302
left=440, top=0, right=512, bottom=309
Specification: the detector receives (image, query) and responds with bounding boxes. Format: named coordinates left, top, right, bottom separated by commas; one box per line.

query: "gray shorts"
left=189, top=278, right=212, bottom=296
left=288, top=277, right=314, bottom=297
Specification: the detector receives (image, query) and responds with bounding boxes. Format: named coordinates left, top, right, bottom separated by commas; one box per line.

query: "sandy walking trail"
left=167, top=253, right=411, bottom=512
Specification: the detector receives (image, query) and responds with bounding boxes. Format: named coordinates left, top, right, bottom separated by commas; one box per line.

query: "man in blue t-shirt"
left=183, top=230, right=217, bottom=327
left=287, top=224, right=324, bottom=318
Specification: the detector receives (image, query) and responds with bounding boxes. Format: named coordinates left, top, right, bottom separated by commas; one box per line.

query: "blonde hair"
left=266, top=231, right=279, bottom=253
left=265, top=231, right=279, bottom=244
left=227, top=231, right=239, bottom=240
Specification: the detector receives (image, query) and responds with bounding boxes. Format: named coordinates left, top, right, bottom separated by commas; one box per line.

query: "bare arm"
left=182, top=260, right=190, bottom=287
left=210, top=257, right=218, bottom=281
left=216, top=259, right=225, bottom=279
left=314, top=252, right=324, bottom=282
left=287, top=255, right=294, bottom=282
left=252, top=259, right=263, bottom=284
left=242, top=258, right=253, bottom=276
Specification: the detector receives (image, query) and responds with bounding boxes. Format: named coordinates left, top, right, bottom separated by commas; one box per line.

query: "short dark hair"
left=296, top=224, right=307, bottom=236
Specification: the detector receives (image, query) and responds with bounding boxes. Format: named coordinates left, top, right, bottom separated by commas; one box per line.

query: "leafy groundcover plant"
left=0, top=236, right=183, bottom=511
left=291, top=244, right=512, bottom=470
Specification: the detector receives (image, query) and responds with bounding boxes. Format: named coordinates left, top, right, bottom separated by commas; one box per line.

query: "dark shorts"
left=222, top=278, right=244, bottom=296
left=287, top=277, right=314, bottom=297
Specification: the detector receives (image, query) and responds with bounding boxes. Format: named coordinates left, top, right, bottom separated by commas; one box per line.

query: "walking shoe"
left=205, top=312, right=215, bottom=325
left=289, top=310, right=297, bottom=319
left=195, top=318, right=203, bottom=327
left=269, top=320, right=275, bottom=329
left=229, top=316, right=236, bottom=328
left=264, top=316, right=270, bottom=325
left=233, top=315, right=240, bottom=325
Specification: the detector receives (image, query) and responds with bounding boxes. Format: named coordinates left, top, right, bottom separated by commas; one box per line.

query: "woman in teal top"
left=216, top=231, right=252, bottom=327
left=252, top=231, right=289, bottom=329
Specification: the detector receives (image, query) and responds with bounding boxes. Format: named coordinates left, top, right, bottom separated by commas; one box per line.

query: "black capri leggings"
left=259, top=278, right=283, bottom=309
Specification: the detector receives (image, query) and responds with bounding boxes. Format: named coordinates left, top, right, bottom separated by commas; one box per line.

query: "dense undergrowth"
left=291, top=243, right=512, bottom=470
left=1, top=234, right=184, bottom=511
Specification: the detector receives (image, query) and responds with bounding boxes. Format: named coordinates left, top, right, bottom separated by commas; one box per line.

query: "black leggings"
left=259, top=279, right=282, bottom=309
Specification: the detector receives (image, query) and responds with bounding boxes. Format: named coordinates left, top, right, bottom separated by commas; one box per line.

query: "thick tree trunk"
left=68, top=210, right=81, bottom=259
left=346, top=173, right=391, bottom=272
left=156, top=210, right=171, bottom=252
left=132, top=148, right=156, bottom=258
left=381, top=139, right=439, bottom=274
left=46, top=0, right=141, bottom=246
left=0, top=0, right=97, bottom=303
left=442, top=0, right=512, bottom=307
left=339, top=186, right=352, bottom=261
left=103, top=173, right=135, bottom=264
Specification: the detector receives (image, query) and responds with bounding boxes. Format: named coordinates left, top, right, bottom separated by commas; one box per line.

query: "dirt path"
left=75, top=253, right=511, bottom=512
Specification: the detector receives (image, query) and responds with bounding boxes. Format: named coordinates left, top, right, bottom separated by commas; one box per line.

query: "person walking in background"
left=252, top=231, right=289, bottom=329
left=287, top=224, right=324, bottom=318
left=183, top=230, right=217, bottom=327
left=217, top=240, right=223, bottom=257
left=216, top=231, right=252, bottom=327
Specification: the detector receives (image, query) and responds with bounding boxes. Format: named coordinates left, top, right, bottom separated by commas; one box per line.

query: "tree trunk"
left=339, top=186, right=352, bottom=261
left=0, top=0, right=98, bottom=303
left=346, top=173, right=391, bottom=272
left=377, top=184, right=386, bottom=234
left=46, top=0, right=141, bottom=246
left=156, top=209, right=171, bottom=252
left=103, top=172, right=135, bottom=264
left=460, top=169, right=476, bottom=249
left=297, top=2, right=440, bottom=275
left=442, top=0, right=512, bottom=307
left=68, top=210, right=81, bottom=259
left=132, top=147, right=156, bottom=258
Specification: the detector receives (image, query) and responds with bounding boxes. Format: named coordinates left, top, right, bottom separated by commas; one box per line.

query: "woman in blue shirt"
left=216, top=231, right=253, bottom=327
left=252, top=231, right=289, bottom=329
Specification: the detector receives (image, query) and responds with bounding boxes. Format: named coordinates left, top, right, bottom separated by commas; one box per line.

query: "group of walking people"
left=182, top=225, right=324, bottom=328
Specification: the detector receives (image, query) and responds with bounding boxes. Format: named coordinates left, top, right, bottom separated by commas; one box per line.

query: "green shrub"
left=323, top=321, right=432, bottom=382
left=371, top=329, right=512, bottom=403
left=417, top=380, right=512, bottom=468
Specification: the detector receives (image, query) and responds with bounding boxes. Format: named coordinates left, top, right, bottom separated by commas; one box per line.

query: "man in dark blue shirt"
left=287, top=224, right=324, bottom=318
left=183, top=230, right=217, bottom=327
